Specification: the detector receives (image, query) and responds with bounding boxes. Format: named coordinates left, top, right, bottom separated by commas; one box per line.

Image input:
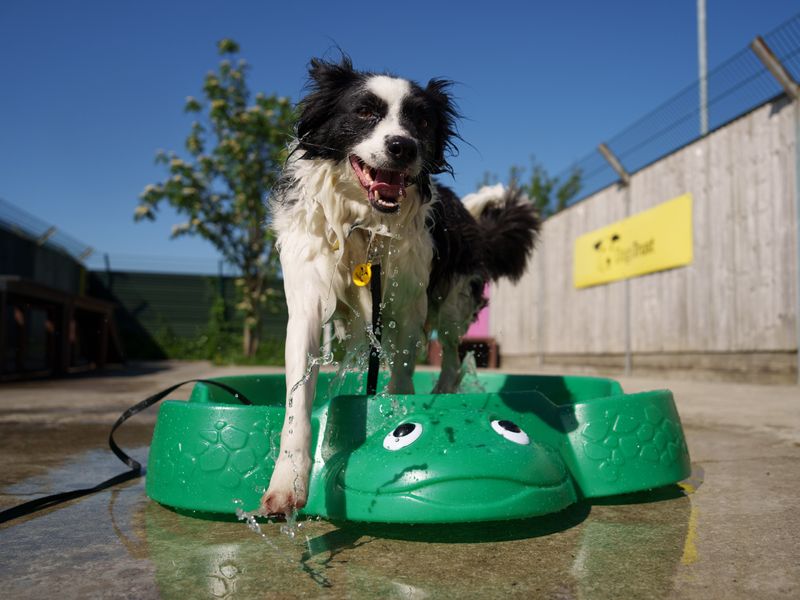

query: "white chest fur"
left=272, top=157, right=434, bottom=350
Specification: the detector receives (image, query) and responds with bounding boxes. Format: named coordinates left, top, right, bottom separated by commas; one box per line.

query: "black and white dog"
left=262, top=57, right=540, bottom=515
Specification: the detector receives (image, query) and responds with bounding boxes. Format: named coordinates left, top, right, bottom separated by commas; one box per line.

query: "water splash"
left=236, top=508, right=266, bottom=536
left=234, top=500, right=301, bottom=541
left=364, top=324, right=382, bottom=353
left=268, top=430, right=282, bottom=462
left=458, top=351, right=486, bottom=394
left=280, top=507, right=300, bottom=539
left=327, top=337, right=370, bottom=398
left=234, top=499, right=268, bottom=538
left=234, top=501, right=331, bottom=587
left=287, top=350, right=336, bottom=407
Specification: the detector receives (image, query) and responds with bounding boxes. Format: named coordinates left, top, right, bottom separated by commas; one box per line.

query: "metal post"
left=795, top=100, right=800, bottom=385
left=77, top=247, right=94, bottom=262
left=103, top=253, right=113, bottom=293
left=598, top=143, right=632, bottom=376
left=750, top=36, right=800, bottom=384
left=36, top=226, right=56, bottom=246
left=0, top=282, right=7, bottom=377
left=622, top=194, right=633, bottom=377
left=598, top=143, right=631, bottom=186
left=698, top=0, right=709, bottom=135
left=750, top=36, right=800, bottom=100
left=537, top=243, right=546, bottom=367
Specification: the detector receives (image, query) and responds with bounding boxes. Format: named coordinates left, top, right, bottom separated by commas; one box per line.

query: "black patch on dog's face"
left=295, top=57, right=460, bottom=199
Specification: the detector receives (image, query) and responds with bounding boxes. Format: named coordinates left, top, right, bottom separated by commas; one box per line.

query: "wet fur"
left=261, top=58, right=540, bottom=515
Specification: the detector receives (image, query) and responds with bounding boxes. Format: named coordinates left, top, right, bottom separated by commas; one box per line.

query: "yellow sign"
left=574, top=193, right=693, bottom=288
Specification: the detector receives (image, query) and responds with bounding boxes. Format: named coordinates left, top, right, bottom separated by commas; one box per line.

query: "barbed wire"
left=5, top=12, right=800, bottom=268
left=0, top=196, right=94, bottom=261
left=554, top=10, right=800, bottom=206
left=0, top=196, right=239, bottom=275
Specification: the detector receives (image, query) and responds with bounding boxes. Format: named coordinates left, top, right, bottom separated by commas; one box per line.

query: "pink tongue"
left=370, top=169, right=403, bottom=198
left=373, top=169, right=402, bottom=185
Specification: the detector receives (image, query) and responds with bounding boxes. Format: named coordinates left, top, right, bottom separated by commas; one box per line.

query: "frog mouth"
left=385, top=478, right=542, bottom=505
left=331, top=472, right=575, bottom=523
left=339, top=473, right=569, bottom=506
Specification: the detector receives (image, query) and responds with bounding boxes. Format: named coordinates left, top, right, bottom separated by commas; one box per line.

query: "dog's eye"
left=383, top=422, right=423, bottom=450
left=356, top=107, right=377, bottom=120
left=418, top=118, right=429, bottom=130
left=491, top=419, right=530, bottom=445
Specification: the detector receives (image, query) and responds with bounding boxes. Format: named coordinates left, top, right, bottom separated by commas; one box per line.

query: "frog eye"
left=383, top=422, right=423, bottom=451
left=491, top=419, right=530, bottom=445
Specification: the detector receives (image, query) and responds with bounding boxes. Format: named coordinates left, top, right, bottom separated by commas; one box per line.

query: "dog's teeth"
left=374, top=190, right=382, bottom=202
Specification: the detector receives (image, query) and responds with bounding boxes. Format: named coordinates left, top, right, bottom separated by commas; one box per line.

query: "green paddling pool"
left=145, top=372, right=690, bottom=523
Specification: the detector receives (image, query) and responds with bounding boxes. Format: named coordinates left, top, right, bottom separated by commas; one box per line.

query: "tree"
left=135, top=39, right=295, bottom=357
left=480, top=158, right=582, bottom=218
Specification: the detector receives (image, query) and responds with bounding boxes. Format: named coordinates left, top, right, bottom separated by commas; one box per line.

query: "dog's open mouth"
left=349, top=155, right=408, bottom=214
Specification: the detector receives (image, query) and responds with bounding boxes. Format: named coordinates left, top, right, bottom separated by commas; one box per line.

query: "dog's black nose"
left=386, top=136, right=418, bottom=163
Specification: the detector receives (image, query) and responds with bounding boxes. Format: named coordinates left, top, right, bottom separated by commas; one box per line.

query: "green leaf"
left=137, top=39, right=295, bottom=357
left=217, top=39, right=240, bottom=55
left=184, top=96, right=202, bottom=113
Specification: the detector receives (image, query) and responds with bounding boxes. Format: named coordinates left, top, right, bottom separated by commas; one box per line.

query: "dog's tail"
left=462, top=184, right=541, bottom=282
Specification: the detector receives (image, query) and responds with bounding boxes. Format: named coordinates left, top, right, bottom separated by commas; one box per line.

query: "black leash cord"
left=366, top=263, right=382, bottom=396
left=0, top=379, right=252, bottom=525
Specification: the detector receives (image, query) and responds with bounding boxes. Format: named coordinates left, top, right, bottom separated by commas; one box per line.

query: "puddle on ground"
left=0, top=418, right=704, bottom=599
left=0, top=422, right=153, bottom=499
left=134, top=486, right=696, bottom=599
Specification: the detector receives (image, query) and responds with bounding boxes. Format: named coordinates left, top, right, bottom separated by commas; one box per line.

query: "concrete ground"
left=0, top=360, right=798, bottom=599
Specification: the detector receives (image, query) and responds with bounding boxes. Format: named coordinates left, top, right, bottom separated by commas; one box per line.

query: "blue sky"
left=1, top=1, right=798, bottom=271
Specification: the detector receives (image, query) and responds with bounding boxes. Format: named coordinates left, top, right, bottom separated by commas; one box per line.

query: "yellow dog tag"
left=353, top=262, right=372, bottom=287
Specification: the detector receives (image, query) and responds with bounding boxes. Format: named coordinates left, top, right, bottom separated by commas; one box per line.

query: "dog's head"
left=295, top=56, right=459, bottom=213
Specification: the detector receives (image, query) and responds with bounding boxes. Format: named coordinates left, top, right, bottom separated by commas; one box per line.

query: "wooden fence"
left=490, top=95, right=798, bottom=383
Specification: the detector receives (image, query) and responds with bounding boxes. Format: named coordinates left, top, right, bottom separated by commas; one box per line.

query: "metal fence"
left=0, top=196, right=94, bottom=261
left=83, top=252, right=240, bottom=276
left=0, top=196, right=241, bottom=276
left=88, top=269, right=287, bottom=359
left=556, top=10, right=800, bottom=205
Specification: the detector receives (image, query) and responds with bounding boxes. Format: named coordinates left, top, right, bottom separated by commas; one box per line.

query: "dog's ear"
left=307, top=56, right=357, bottom=87
left=297, top=57, right=360, bottom=158
left=425, top=78, right=460, bottom=175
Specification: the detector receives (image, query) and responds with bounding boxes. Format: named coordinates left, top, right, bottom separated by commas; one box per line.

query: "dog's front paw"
left=259, top=455, right=309, bottom=516
left=259, top=489, right=303, bottom=517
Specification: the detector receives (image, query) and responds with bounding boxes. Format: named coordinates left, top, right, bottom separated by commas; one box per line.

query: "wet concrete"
left=1, top=361, right=798, bottom=599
